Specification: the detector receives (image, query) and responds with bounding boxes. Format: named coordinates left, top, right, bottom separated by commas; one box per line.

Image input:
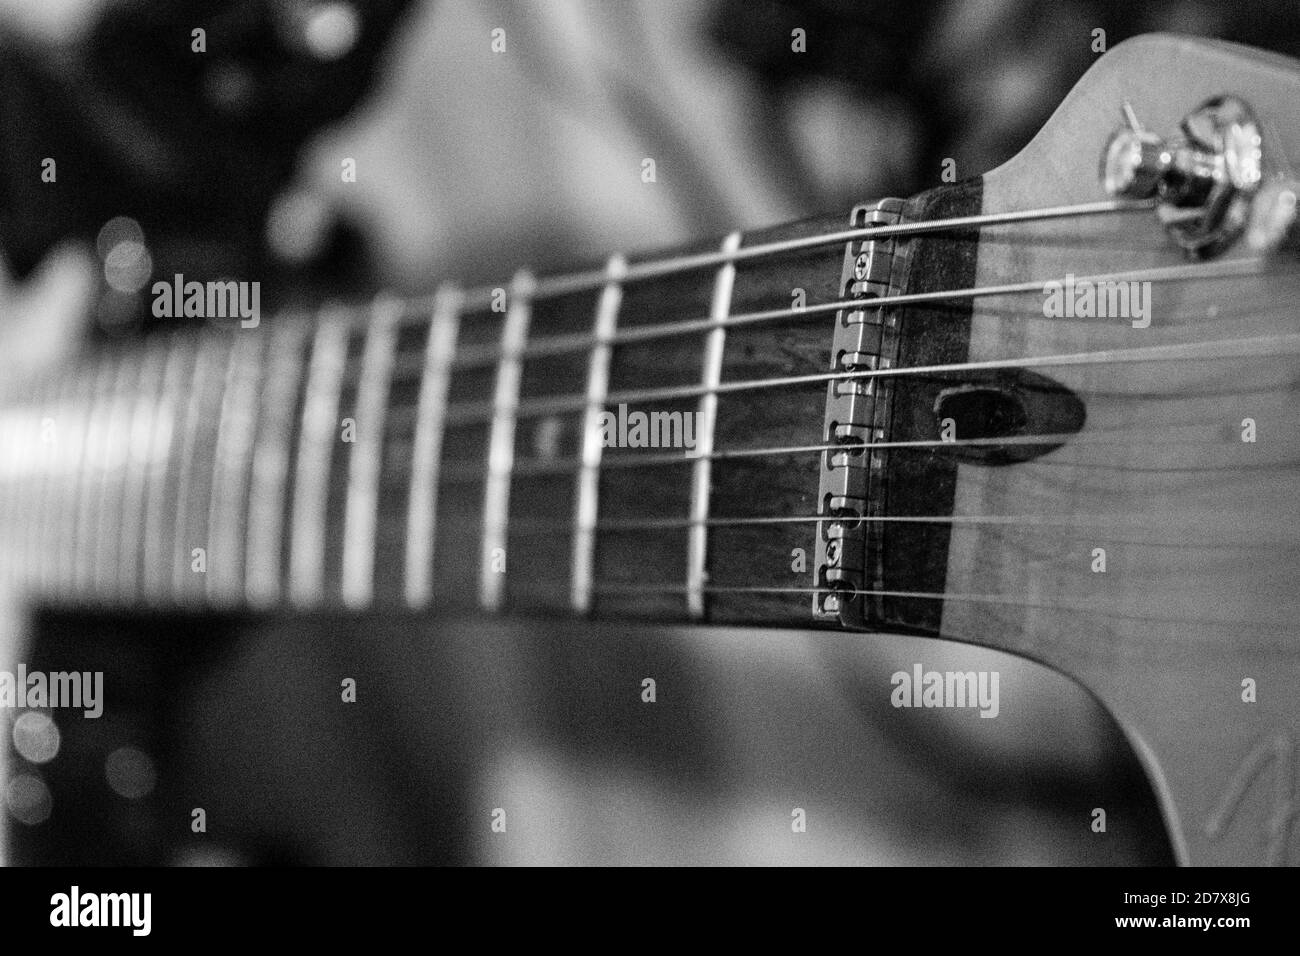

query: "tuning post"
left=1101, top=101, right=1169, bottom=199
left=1101, top=96, right=1264, bottom=258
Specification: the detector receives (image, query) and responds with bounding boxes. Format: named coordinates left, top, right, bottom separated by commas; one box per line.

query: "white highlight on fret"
left=0, top=413, right=16, bottom=594
left=95, top=352, right=140, bottom=600
left=17, top=385, right=56, bottom=596
left=119, top=343, right=167, bottom=598
left=171, top=336, right=234, bottom=599
left=571, top=254, right=626, bottom=614
left=143, top=336, right=189, bottom=603
left=405, top=285, right=462, bottom=609
left=6, top=403, right=32, bottom=593
left=206, top=329, right=266, bottom=606
left=245, top=318, right=311, bottom=609
left=480, top=270, right=535, bottom=612
left=58, top=377, right=92, bottom=600
left=687, top=231, right=742, bottom=619
left=75, top=360, right=117, bottom=595
left=341, top=297, right=401, bottom=609
left=0, top=410, right=17, bottom=593
left=289, top=311, right=350, bottom=607
left=33, top=380, right=69, bottom=595
left=5, top=413, right=35, bottom=594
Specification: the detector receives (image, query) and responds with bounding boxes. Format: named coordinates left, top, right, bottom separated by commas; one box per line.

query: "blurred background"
left=8, top=0, right=1300, bottom=324
left=4, top=0, right=1299, bottom=865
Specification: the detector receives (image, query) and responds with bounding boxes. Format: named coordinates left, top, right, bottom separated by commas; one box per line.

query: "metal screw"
left=853, top=253, right=870, bottom=280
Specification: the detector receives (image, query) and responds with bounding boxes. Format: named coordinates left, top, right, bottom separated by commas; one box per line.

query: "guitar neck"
left=2, top=202, right=949, bottom=627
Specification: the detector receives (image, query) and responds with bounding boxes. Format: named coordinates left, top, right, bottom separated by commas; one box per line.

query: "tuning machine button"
left=1101, top=96, right=1264, bottom=258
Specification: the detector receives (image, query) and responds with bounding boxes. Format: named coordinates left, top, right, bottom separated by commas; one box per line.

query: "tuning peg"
left=1101, top=103, right=1170, bottom=199
left=1100, top=96, right=1265, bottom=258
left=1246, top=178, right=1299, bottom=255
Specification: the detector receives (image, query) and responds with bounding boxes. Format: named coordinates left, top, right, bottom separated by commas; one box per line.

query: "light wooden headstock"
left=940, top=35, right=1300, bottom=865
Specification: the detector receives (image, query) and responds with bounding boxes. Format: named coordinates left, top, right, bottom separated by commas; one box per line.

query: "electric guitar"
left=2, top=34, right=1299, bottom=865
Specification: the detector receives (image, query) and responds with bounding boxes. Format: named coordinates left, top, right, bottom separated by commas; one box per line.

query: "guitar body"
left=2, top=34, right=1299, bottom=867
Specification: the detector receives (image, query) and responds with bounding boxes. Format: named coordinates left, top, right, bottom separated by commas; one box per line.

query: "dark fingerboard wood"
left=0, top=208, right=874, bottom=630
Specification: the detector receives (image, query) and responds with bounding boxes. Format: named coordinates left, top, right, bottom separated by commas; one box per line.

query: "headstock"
left=933, top=35, right=1300, bottom=865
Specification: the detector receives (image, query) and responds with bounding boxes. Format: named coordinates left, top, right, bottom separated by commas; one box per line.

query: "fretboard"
left=0, top=197, right=965, bottom=629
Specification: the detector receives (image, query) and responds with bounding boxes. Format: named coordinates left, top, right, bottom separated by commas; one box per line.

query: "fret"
left=206, top=326, right=268, bottom=606
left=0, top=222, right=845, bottom=624
left=583, top=242, right=731, bottom=618
left=56, top=373, right=89, bottom=597
left=341, top=297, right=401, bottom=609
left=95, top=350, right=140, bottom=601
left=8, top=397, right=33, bottom=591
left=18, top=384, right=41, bottom=592
left=171, top=333, right=235, bottom=602
left=6, top=391, right=26, bottom=589
left=686, top=232, right=742, bottom=619
left=33, top=375, right=69, bottom=595
left=118, top=340, right=167, bottom=597
left=143, top=334, right=194, bottom=603
left=245, top=317, right=311, bottom=608
left=73, top=358, right=118, bottom=594
left=705, top=214, right=844, bottom=624
left=428, top=307, right=497, bottom=606
left=0, top=415, right=16, bottom=593
left=53, top=372, right=91, bottom=600
left=29, top=384, right=54, bottom=593
left=404, top=285, right=462, bottom=609
left=0, top=403, right=16, bottom=591
left=289, top=309, right=350, bottom=607
left=11, top=396, right=40, bottom=593
left=5, top=393, right=29, bottom=591
left=571, top=255, right=626, bottom=614
left=14, top=380, right=52, bottom=595
left=479, top=271, right=535, bottom=612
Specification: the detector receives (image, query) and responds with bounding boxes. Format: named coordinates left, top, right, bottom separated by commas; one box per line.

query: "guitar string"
left=154, top=197, right=1155, bottom=379
left=432, top=428, right=1294, bottom=544
left=500, top=584, right=1296, bottom=628
left=0, top=197, right=1156, bottom=410
left=439, top=511, right=1299, bottom=546
left=432, top=429, right=1268, bottom=483
left=13, top=270, right=1292, bottom=478
left=425, top=324, right=1300, bottom=429
left=396, top=256, right=1272, bottom=377
left=7, top=217, right=1287, bottom=504
left=0, top=198, right=1280, bottom=418
left=25, top=211, right=1278, bottom=415
left=395, top=197, right=1156, bottom=318
left=39, top=257, right=1277, bottom=418
left=416, top=235, right=1292, bottom=569
left=18, top=266, right=1288, bottom=498
left=3, top=199, right=1292, bottom=616
left=366, top=256, right=1281, bottom=423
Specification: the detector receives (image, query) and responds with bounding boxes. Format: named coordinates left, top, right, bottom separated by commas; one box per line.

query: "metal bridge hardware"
left=813, top=198, right=905, bottom=628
